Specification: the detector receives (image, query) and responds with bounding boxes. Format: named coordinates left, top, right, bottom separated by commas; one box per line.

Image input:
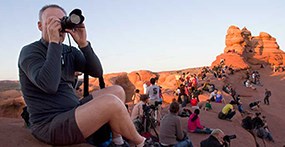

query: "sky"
left=0, top=0, right=284, bottom=80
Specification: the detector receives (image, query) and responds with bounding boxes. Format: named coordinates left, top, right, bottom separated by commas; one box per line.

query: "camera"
left=223, top=134, right=237, bottom=142
left=142, top=104, right=152, bottom=115
left=61, top=9, right=85, bottom=31
left=155, top=101, right=162, bottom=106
left=142, top=104, right=150, bottom=113
left=142, top=101, right=162, bottom=115
left=149, top=101, right=162, bottom=110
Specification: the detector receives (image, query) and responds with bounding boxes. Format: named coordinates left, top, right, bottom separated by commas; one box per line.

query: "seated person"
left=222, top=84, right=231, bottom=94
left=200, top=129, right=227, bottom=147
left=215, top=91, right=225, bottom=103
left=18, top=4, right=146, bottom=146
left=190, top=97, right=199, bottom=109
left=209, top=89, right=217, bottom=102
left=249, top=101, right=261, bottom=110
left=132, top=89, right=141, bottom=105
left=160, top=102, right=193, bottom=147
left=131, top=94, right=150, bottom=120
left=204, top=99, right=212, bottom=111
left=245, top=80, right=256, bottom=90
left=188, top=109, right=212, bottom=134
left=202, top=82, right=215, bottom=93
left=181, top=94, right=188, bottom=108
left=218, top=101, right=236, bottom=120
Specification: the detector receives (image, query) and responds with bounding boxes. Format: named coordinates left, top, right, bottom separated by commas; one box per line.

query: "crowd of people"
left=272, top=64, right=285, bottom=72
left=128, top=67, right=240, bottom=147
left=19, top=4, right=278, bottom=147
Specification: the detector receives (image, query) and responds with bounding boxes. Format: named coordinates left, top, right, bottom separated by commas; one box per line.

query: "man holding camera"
left=18, top=4, right=146, bottom=147
left=200, top=129, right=229, bottom=147
left=131, top=94, right=150, bottom=121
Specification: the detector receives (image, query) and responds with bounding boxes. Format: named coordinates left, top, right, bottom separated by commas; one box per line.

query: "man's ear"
left=38, top=21, right=42, bottom=31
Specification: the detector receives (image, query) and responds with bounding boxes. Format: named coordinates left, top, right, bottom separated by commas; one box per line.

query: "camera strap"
left=83, top=73, right=89, bottom=97
left=83, top=74, right=105, bottom=97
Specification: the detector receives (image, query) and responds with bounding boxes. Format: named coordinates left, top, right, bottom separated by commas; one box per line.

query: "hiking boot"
left=109, top=140, right=130, bottom=147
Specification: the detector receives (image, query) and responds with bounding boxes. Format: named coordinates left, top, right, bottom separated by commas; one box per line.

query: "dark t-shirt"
left=18, top=39, right=102, bottom=128
left=252, top=117, right=264, bottom=129
left=265, top=91, right=271, bottom=97
left=242, top=116, right=253, bottom=130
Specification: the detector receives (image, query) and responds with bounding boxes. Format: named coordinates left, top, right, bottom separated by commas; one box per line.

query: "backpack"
left=218, top=112, right=226, bottom=119
left=242, top=116, right=253, bottom=130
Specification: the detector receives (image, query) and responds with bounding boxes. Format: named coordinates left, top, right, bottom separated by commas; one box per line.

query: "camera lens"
left=60, top=9, right=84, bottom=31
left=70, top=14, right=81, bottom=24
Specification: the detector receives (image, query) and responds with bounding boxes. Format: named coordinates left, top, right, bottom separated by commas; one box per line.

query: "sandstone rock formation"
left=212, top=25, right=285, bottom=69
left=224, top=25, right=245, bottom=54
left=211, top=53, right=250, bottom=70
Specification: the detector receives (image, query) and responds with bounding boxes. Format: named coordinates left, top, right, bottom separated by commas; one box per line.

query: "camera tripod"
left=142, top=106, right=159, bottom=140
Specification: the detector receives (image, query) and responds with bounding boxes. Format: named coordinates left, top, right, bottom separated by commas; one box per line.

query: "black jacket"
left=200, top=135, right=224, bottom=147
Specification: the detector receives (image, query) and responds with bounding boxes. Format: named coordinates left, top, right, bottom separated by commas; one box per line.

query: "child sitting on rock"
left=204, top=99, right=212, bottom=111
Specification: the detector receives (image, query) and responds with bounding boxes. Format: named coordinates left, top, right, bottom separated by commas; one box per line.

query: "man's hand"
left=65, top=23, right=88, bottom=48
left=46, top=17, right=61, bottom=43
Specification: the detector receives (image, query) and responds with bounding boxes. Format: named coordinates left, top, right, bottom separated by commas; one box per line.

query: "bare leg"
left=75, top=94, right=144, bottom=145
left=91, top=85, right=127, bottom=141
left=92, top=85, right=126, bottom=102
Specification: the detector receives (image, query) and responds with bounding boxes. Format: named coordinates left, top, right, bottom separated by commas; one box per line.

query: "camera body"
left=223, top=134, right=237, bottom=142
left=149, top=101, right=162, bottom=110
left=61, top=9, right=84, bottom=31
left=155, top=101, right=162, bottom=106
left=142, top=101, right=162, bottom=116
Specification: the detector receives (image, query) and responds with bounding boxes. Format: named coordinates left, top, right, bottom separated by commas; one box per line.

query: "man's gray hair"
left=211, top=129, right=224, bottom=136
left=38, top=4, right=66, bottom=20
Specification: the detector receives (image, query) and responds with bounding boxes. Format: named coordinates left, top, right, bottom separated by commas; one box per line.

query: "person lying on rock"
left=252, top=113, right=274, bottom=142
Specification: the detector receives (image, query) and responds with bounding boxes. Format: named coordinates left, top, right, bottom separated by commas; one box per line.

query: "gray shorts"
left=32, top=95, right=111, bottom=146
left=32, top=107, right=86, bottom=145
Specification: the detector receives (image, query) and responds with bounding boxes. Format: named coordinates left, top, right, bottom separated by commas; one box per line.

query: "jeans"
left=238, top=105, right=244, bottom=113
left=174, top=139, right=193, bottom=147
left=264, top=97, right=269, bottom=105
left=194, top=128, right=212, bottom=134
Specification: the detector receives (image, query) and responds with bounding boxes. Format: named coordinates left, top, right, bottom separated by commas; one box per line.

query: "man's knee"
left=111, top=85, right=126, bottom=99
left=111, top=85, right=125, bottom=93
left=88, top=94, right=122, bottom=107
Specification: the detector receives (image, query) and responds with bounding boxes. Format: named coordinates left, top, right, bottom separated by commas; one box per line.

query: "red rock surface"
left=213, top=25, right=285, bottom=69
left=211, top=53, right=250, bottom=70
left=1, top=66, right=285, bottom=146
